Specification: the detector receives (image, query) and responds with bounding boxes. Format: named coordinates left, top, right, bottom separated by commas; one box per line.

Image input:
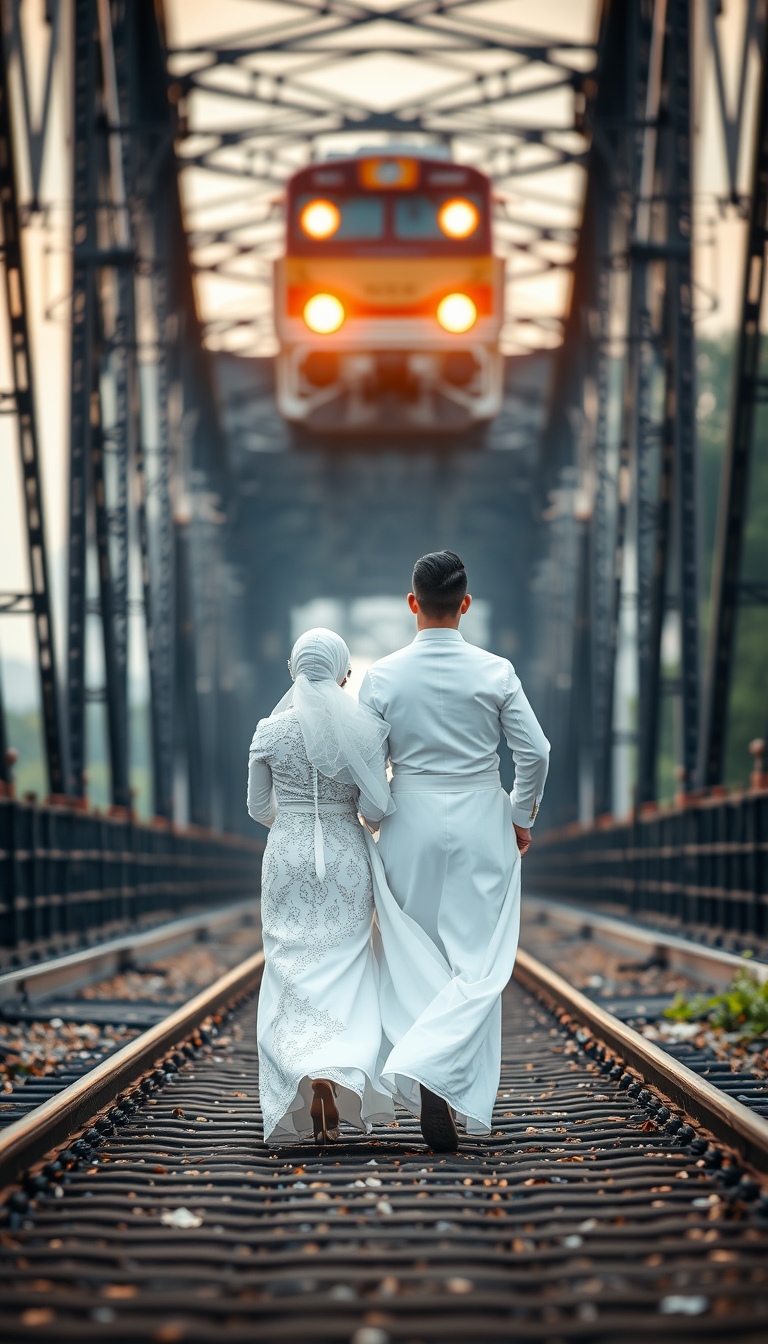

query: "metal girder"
left=175, top=524, right=206, bottom=828
left=593, top=0, right=655, bottom=819
left=0, top=4, right=65, bottom=797
left=635, top=311, right=673, bottom=805
left=590, top=259, right=618, bottom=819
left=90, top=371, right=131, bottom=809
left=65, top=0, right=133, bottom=812
left=634, top=294, right=666, bottom=806
left=665, top=0, right=699, bottom=792
left=144, top=260, right=176, bottom=824
left=7, top=0, right=61, bottom=212
left=66, top=0, right=187, bottom=818
left=537, top=0, right=718, bottom=819
left=635, top=0, right=685, bottom=806
left=705, top=0, right=760, bottom=207
left=111, top=0, right=176, bottom=821
left=149, top=0, right=233, bottom=827
left=700, top=10, right=768, bottom=788
left=534, top=0, right=653, bottom=824
left=632, top=0, right=668, bottom=806
left=91, top=0, right=133, bottom=812
left=66, top=0, right=98, bottom=799
left=585, top=0, right=700, bottom=813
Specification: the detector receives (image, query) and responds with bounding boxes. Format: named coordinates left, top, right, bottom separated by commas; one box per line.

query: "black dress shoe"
left=420, top=1084, right=459, bottom=1152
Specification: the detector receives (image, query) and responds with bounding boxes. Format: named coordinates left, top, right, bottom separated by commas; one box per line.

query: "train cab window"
left=394, top=194, right=482, bottom=240
left=393, top=195, right=441, bottom=239
left=296, top=195, right=384, bottom=240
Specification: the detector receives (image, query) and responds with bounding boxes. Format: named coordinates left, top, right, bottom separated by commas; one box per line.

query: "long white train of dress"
left=248, top=708, right=394, bottom=1143
left=365, top=783, right=521, bottom=1136
left=358, top=630, right=548, bottom=1136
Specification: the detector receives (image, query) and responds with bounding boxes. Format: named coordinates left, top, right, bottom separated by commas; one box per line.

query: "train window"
left=296, top=195, right=384, bottom=240
left=393, top=195, right=440, bottom=239
left=394, top=194, right=482, bottom=240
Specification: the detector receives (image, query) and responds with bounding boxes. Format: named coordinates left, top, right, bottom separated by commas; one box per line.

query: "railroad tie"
left=1, top=980, right=768, bottom=1341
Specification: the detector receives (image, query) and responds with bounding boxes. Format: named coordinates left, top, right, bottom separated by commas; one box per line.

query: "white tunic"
left=248, top=707, right=394, bottom=1142
left=359, top=628, right=550, bottom=1133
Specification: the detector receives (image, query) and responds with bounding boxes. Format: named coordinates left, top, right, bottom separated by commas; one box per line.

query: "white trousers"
left=367, top=782, right=520, bottom=1133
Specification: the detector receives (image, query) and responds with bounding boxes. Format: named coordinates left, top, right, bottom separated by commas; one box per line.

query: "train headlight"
left=438, top=198, right=479, bottom=239
left=436, top=293, right=477, bottom=334
left=299, top=199, right=341, bottom=239
left=303, top=293, right=345, bottom=334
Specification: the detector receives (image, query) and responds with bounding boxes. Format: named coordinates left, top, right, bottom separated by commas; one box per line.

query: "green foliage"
left=663, top=967, right=768, bottom=1039
left=663, top=990, right=713, bottom=1023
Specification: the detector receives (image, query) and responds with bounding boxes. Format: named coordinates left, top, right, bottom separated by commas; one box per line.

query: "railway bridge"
left=1, top=2, right=768, bottom=1340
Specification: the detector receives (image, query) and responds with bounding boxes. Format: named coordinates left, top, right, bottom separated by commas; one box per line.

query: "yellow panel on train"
left=274, top=155, right=504, bottom=436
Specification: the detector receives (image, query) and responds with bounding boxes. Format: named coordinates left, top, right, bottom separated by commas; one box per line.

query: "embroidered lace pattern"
left=251, top=709, right=375, bottom=1138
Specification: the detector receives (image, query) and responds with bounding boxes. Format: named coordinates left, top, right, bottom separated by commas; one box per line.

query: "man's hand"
left=513, top=824, right=531, bottom=856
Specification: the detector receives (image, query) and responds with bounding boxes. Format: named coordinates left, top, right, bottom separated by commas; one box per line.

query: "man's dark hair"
left=412, top=550, right=468, bottom=617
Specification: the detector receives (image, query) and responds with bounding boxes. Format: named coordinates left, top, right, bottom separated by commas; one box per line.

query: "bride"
left=247, top=628, right=395, bottom=1144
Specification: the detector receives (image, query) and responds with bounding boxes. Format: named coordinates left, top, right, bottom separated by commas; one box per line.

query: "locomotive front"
left=274, top=155, right=504, bottom=436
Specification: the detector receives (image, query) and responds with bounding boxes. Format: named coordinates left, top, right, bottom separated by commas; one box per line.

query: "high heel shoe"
left=310, top=1079, right=340, bottom=1144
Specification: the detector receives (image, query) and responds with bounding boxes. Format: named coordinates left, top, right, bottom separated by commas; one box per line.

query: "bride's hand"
left=513, top=824, right=531, bottom=856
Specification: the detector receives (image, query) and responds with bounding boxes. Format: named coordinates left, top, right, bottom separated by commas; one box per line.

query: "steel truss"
left=536, top=0, right=764, bottom=824
left=62, top=0, right=236, bottom=824
left=165, top=0, right=597, bottom=354
left=4, top=0, right=763, bottom=834
left=0, top=1, right=65, bottom=798
left=0, top=0, right=238, bottom=827
left=700, top=9, right=768, bottom=787
left=535, top=0, right=644, bottom=825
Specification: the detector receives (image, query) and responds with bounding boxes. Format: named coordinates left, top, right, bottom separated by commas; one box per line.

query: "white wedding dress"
left=248, top=707, right=395, bottom=1142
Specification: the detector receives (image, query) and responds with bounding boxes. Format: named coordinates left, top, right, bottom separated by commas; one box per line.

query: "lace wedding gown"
left=248, top=707, right=395, bottom=1142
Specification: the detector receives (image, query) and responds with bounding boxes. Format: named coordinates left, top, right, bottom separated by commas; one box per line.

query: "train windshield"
left=393, top=195, right=482, bottom=240
left=296, top=194, right=384, bottom=240
left=294, top=193, right=486, bottom=246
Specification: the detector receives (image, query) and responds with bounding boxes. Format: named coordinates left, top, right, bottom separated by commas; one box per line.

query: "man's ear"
left=459, top=593, right=472, bottom=615
left=407, top=592, right=419, bottom=614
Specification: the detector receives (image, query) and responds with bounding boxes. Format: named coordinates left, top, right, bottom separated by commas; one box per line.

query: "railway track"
left=1, top=937, right=768, bottom=1340
left=522, top=897, right=768, bottom=1127
left=0, top=903, right=259, bottom=1138
left=523, top=896, right=768, bottom=992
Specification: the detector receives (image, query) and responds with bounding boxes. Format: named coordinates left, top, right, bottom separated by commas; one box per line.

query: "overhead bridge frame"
left=0, top=0, right=766, bottom=842
left=536, top=0, right=768, bottom=824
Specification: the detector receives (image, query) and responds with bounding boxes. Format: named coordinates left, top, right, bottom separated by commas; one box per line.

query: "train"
left=273, top=153, right=504, bottom=436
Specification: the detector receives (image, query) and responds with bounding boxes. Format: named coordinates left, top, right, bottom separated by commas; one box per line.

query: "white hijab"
left=270, top=628, right=394, bottom=877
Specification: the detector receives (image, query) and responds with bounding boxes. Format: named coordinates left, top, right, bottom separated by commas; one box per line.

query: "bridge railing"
left=526, top=790, right=768, bottom=942
left=0, top=796, right=263, bottom=957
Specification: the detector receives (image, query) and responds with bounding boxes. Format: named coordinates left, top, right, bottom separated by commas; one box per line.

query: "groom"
left=359, top=550, right=549, bottom=1151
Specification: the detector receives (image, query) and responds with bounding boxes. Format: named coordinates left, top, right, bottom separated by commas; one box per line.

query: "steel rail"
left=3, top=973, right=768, bottom=1339
left=525, top=892, right=768, bottom=987
left=5, top=930, right=767, bottom=1215
left=0, top=898, right=258, bottom=1004
left=515, top=946, right=768, bottom=1178
left=0, top=949, right=264, bottom=1189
